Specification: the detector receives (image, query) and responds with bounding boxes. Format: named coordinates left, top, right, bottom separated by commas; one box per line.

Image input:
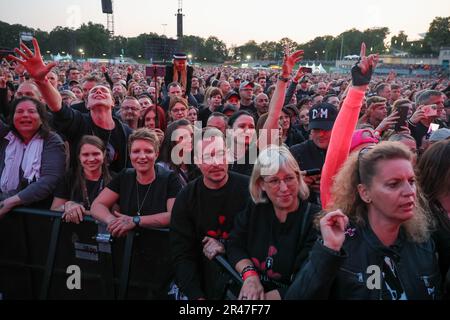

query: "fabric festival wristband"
left=242, top=270, right=259, bottom=281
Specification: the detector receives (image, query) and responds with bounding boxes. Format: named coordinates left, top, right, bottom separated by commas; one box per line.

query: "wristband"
left=278, top=75, right=290, bottom=82
left=240, top=265, right=256, bottom=278
left=242, top=270, right=259, bottom=281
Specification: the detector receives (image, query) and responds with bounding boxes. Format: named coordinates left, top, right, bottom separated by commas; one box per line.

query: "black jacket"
left=164, top=64, right=194, bottom=97
left=227, top=200, right=320, bottom=298
left=285, top=223, right=442, bottom=300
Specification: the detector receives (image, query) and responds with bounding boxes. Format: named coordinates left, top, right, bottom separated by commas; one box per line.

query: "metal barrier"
left=0, top=207, right=173, bottom=300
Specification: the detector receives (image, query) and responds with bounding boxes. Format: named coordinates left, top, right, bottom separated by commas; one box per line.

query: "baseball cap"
left=222, top=104, right=238, bottom=115
left=239, top=81, right=254, bottom=90
left=308, top=103, right=338, bottom=131
left=350, top=129, right=379, bottom=152
left=224, top=91, right=240, bottom=101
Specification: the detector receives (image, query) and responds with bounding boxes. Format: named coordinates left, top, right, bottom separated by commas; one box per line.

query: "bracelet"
left=242, top=270, right=259, bottom=281
left=278, top=75, right=290, bottom=82
left=240, top=265, right=257, bottom=279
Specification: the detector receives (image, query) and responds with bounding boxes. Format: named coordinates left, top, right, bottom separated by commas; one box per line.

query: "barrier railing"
left=0, top=207, right=173, bottom=300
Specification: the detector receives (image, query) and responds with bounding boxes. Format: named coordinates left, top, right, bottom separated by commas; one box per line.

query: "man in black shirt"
left=290, top=103, right=337, bottom=206
left=170, top=128, right=250, bottom=300
left=239, top=81, right=257, bottom=116
left=9, top=38, right=132, bottom=173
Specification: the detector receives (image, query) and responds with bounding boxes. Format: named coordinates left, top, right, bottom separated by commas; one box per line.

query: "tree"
left=259, top=41, right=278, bottom=60
left=234, top=40, right=262, bottom=61
left=76, top=22, right=110, bottom=57
left=363, top=27, right=389, bottom=53
left=181, top=35, right=205, bottom=60
left=202, top=36, right=227, bottom=62
left=425, top=16, right=450, bottom=53
left=48, top=26, right=75, bottom=55
left=391, top=31, right=408, bottom=50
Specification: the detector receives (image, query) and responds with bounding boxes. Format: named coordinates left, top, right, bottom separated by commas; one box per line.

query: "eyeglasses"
left=357, top=146, right=375, bottom=183
left=263, top=175, right=298, bottom=188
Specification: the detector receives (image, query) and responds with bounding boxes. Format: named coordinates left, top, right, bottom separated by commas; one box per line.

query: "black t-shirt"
left=54, top=174, right=106, bottom=209
left=91, top=125, right=127, bottom=174
left=107, top=166, right=182, bottom=216
left=240, top=103, right=257, bottom=118
left=227, top=200, right=320, bottom=298
left=229, top=149, right=255, bottom=177
left=53, top=105, right=132, bottom=173
left=170, top=172, right=250, bottom=300
left=290, top=140, right=327, bottom=205
left=290, top=140, right=327, bottom=171
left=198, top=108, right=213, bottom=127
left=71, top=101, right=89, bottom=114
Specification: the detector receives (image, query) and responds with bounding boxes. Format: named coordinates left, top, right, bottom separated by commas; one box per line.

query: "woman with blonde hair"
left=286, top=141, right=441, bottom=299
left=227, top=145, right=321, bottom=300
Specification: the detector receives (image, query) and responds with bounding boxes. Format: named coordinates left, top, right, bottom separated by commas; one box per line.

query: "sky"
left=0, top=0, right=449, bottom=46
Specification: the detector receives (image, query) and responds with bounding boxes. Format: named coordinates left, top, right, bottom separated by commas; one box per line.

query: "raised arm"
left=8, top=38, right=61, bottom=111
left=263, top=49, right=304, bottom=143
left=320, top=43, right=379, bottom=209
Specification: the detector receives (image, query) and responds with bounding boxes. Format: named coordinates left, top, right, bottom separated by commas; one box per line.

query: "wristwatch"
left=132, top=216, right=141, bottom=227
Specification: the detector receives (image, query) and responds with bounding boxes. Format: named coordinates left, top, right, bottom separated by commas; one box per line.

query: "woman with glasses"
left=168, top=96, right=189, bottom=122
left=227, top=145, right=320, bottom=300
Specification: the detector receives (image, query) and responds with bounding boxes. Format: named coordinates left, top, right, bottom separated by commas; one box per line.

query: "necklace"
left=82, top=178, right=103, bottom=209
left=135, top=179, right=152, bottom=216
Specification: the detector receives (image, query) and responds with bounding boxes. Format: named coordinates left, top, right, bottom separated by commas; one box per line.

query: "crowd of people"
left=0, top=38, right=449, bottom=300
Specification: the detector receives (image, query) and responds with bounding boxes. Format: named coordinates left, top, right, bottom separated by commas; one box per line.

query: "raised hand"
left=281, top=46, right=304, bottom=78
left=8, top=38, right=56, bottom=82
left=375, top=111, right=400, bottom=133
left=293, top=67, right=307, bottom=82
left=320, top=210, right=349, bottom=252
left=351, top=43, right=379, bottom=87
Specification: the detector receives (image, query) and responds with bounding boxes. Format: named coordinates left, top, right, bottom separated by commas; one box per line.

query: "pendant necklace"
left=136, top=178, right=152, bottom=216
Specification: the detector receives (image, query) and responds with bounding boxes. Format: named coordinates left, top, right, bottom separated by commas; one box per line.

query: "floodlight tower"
left=176, top=0, right=184, bottom=39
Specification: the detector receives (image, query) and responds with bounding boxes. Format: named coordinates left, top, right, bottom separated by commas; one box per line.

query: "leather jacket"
left=285, top=222, right=442, bottom=300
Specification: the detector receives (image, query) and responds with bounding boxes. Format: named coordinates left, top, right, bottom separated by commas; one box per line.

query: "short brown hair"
left=366, top=96, right=387, bottom=108
left=128, top=128, right=160, bottom=153
left=168, top=96, right=188, bottom=112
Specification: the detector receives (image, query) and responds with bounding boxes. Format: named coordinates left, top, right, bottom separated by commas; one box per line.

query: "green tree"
left=391, top=31, right=408, bottom=50
left=76, top=22, right=110, bottom=57
left=425, top=16, right=450, bottom=53
left=259, top=41, right=278, bottom=60
left=234, top=40, right=262, bottom=60
left=202, top=36, right=227, bottom=62
left=48, top=26, right=75, bottom=55
left=181, top=35, right=205, bottom=60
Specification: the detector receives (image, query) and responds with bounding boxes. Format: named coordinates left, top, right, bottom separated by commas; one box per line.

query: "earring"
left=365, top=199, right=372, bottom=204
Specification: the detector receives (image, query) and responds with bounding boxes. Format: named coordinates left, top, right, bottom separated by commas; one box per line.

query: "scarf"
left=1, top=131, right=44, bottom=193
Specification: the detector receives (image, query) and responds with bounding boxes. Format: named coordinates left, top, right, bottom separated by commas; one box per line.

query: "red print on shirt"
left=251, top=246, right=282, bottom=280
left=206, top=215, right=229, bottom=240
